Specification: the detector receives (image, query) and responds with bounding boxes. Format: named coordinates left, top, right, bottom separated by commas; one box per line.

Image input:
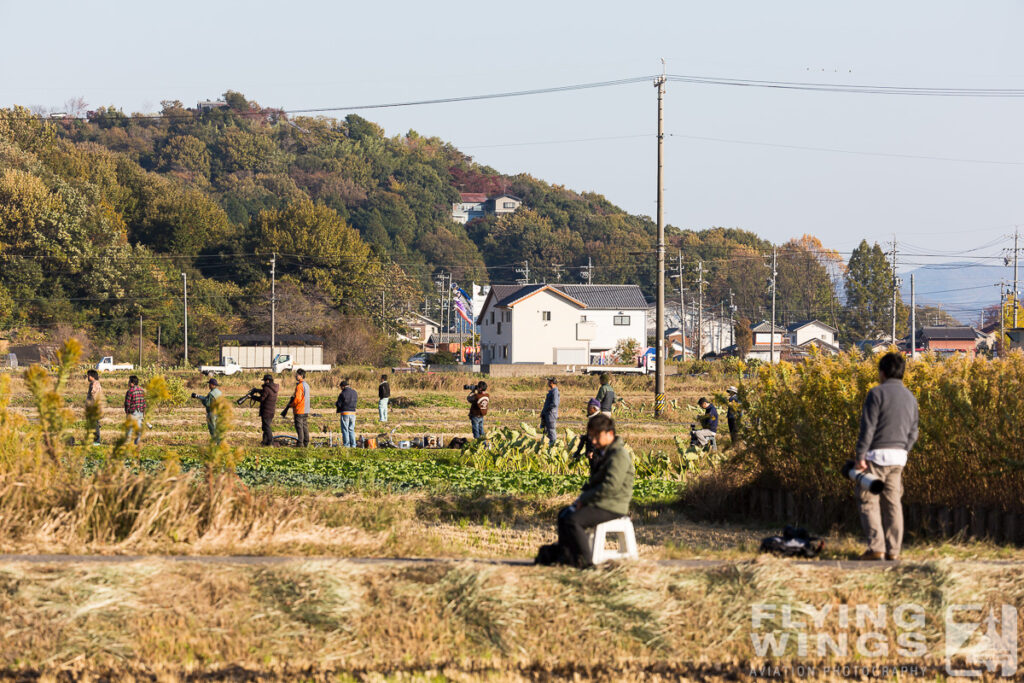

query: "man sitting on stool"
left=551, top=414, right=634, bottom=568
left=691, top=396, right=719, bottom=448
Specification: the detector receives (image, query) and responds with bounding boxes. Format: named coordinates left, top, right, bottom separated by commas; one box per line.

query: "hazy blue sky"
left=3, top=0, right=1023, bottom=273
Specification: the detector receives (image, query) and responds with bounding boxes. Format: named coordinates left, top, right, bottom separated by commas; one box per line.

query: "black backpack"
left=759, top=525, right=824, bottom=558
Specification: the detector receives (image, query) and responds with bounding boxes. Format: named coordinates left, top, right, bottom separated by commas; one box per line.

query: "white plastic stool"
left=587, top=517, right=639, bottom=565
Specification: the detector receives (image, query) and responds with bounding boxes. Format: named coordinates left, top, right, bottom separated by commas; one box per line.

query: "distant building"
left=786, top=320, right=840, bottom=355
left=916, top=326, right=983, bottom=357
left=742, top=322, right=789, bottom=363
left=399, top=313, right=440, bottom=348
left=196, top=100, right=228, bottom=112
left=451, top=193, right=522, bottom=224
left=218, top=334, right=325, bottom=369
left=477, top=283, right=647, bottom=365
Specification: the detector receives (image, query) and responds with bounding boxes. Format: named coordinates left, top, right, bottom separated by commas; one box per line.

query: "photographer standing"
left=192, top=377, right=223, bottom=440
left=595, top=373, right=615, bottom=416
left=854, top=352, right=918, bottom=562
left=467, top=381, right=489, bottom=440
left=281, top=369, right=311, bottom=448
left=256, top=374, right=279, bottom=446
left=336, top=379, right=358, bottom=447
left=540, top=377, right=560, bottom=446
left=378, top=374, right=390, bottom=423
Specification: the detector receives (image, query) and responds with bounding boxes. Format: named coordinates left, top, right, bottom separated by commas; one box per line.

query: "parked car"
left=406, top=352, right=437, bottom=368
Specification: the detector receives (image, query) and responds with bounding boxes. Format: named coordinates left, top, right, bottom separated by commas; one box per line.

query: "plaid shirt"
left=124, top=385, right=147, bottom=414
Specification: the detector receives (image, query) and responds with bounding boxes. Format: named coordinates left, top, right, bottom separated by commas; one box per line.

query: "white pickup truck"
left=96, top=356, right=133, bottom=373
left=200, top=357, right=243, bottom=376
left=273, top=353, right=331, bottom=373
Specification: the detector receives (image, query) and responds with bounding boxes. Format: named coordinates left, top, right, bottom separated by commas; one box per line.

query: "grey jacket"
left=855, top=378, right=919, bottom=458
left=541, top=386, right=560, bottom=421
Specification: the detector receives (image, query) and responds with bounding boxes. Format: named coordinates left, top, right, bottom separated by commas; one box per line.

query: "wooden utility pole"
left=769, top=247, right=777, bottom=364
left=271, top=253, right=276, bottom=370
left=696, top=261, right=705, bottom=359
left=654, top=69, right=666, bottom=417
left=182, top=272, right=188, bottom=365
left=1014, top=228, right=1020, bottom=327
left=890, top=238, right=898, bottom=345
left=910, top=274, right=916, bottom=358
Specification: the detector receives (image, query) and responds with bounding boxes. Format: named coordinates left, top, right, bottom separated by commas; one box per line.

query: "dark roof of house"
left=428, top=332, right=471, bottom=344
left=664, top=327, right=683, bottom=337
left=484, top=283, right=646, bottom=311
left=554, top=284, right=647, bottom=310
left=786, top=319, right=838, bottom=333
left=219, top=334, right=324, bottom=345
left=751, top=321, right=786, bottom=333
left=458, top=193, right=488, bottom=203
left=918, top=326, right=979, bottom=341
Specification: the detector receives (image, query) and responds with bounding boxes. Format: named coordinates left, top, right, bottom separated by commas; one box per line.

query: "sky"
left=3, top=0, right=1024, bottom=302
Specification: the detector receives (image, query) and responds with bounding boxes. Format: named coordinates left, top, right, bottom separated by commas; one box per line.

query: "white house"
left=398, top=313, right=440, bottom=348
left=786, top=320, right=840, bottom=355
left=451, top=193, right=522, bottom=224
left=477, top=283, right=648, bottom=365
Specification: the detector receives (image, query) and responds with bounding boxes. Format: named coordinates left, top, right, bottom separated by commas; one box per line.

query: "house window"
left=504, top=311, right=511, bottom=322
left=489, top=312, right=494, bottom=324
left=503, top=345, right=508, bottom=359
left=580, top=315, right=587, bottom=322
left=503, top=201, right=516, bottom=209
left=542, top=311, right=551, bottom=321
left=613, top=315, right=630, bottom=326
left=497, top=322, right=502, bottom=334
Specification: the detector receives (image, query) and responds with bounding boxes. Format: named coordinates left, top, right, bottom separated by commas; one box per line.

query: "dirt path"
left=0, top=553, right=1018, bottom=570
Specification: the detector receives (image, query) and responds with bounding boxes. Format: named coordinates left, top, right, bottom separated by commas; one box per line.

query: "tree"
left=734, top=317, right=752, bottom=359
left=613, top=337, right=641, bottom=364
left=843, top=240, right=903, bottom=341
left=776, top=235, right=840, bottom=326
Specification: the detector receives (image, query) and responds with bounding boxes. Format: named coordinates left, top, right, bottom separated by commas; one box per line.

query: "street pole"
left=770, top=247, right=777, bottom=364
left=891, top=238, right=898, bottom=345
left=697, top=260, right=704, bottom=359
left=729, top=289, right=735, bottom=347
left=181, top=272, right=188, bottom=366
left=1014, top=228, right=1020, bottom=328
left=654, top=70, right=667, bottom=418
left=677, top=250, right=684, bottom=357
left=270, top=253, right=276, bottom=370
left=910, top=274, right=916, bottom=358
left=1000, top=283, right=1006, bottom=357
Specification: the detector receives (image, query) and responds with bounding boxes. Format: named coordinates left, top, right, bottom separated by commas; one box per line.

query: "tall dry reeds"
left=740, top=349, right=1024, bottom=509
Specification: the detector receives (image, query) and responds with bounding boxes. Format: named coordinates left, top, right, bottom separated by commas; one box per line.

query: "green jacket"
left=199, top=388, right=222, bottom=418
left=577, top=436, right=634, bottom=516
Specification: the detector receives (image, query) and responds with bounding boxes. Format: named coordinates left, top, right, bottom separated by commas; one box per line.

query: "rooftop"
left=918, top=326, right=980, bottom=341
left=484, top=283, right=647, bottom=311
left=220, top=333, right=324, bottom=345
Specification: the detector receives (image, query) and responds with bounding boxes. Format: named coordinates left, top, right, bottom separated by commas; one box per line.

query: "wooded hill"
left=0, top=92, right=903, bottom=363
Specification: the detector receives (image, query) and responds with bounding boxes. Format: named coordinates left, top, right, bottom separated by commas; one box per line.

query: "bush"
left=740, top=350, right=1024, bottom=509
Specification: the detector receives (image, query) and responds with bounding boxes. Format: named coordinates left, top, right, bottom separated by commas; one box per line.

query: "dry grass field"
left=2, top=361, right=1023, bottom=681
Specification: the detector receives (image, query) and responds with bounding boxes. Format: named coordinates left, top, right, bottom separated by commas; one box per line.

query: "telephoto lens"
left=463, top=384, right=477, bottom=390
left=841, top=460, right=885, bottom=495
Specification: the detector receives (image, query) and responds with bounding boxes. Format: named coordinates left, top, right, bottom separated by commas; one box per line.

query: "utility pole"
left=181, top=272, right=188, bottom=366
left=676, top=250, right=685, bottom=357
left=696, top=261, right=705, bottom=359
left=515, top=261, right=531, bottom=285
left=910, top=274, right=916, bottom=359
left=654, top=67, right=667, bottom=418
left=583, top=256, right=593, bottom=285
left=890, top=237, right=899, bottom=346
left=270, top=253, right=276, bottom=370
left=1014, top=228, right=1020, bottom=327
left=138, top=314, right=143, bottom=368
left=729, top=289, right=736, bottom=347
left=1000, top=282, right=1006, bottom=357
left=769, top=247, right=778, bottom=364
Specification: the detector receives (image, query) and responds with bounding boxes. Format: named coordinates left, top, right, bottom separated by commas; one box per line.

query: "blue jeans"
left=378, top=398, right=389, bottom=422
left=542, top=416, right=557, bottom=445
left=341, top=414, right=356, bottom=447
left=471, top=416, right=485, bottom=440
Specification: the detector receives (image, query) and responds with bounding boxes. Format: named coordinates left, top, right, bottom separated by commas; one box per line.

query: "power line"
left=665, top=74, right=1024, bottom=97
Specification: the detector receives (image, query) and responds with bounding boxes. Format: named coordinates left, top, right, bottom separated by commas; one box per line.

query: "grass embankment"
left=0, top=557, right=1020, bottom=681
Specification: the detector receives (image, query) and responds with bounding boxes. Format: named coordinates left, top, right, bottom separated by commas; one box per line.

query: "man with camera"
left=249, top=374, right=279, bottom=446
left=854, top=352, right=918, bottom=561
left=691, top=396, right=718, bottom=448
left=466, top=381, right=489, bottom=440
left=191, top=377, right=223, bottom=440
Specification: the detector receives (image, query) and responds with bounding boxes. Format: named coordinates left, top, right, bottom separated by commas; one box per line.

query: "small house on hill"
left=451, top=193, right=522, bottom=224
